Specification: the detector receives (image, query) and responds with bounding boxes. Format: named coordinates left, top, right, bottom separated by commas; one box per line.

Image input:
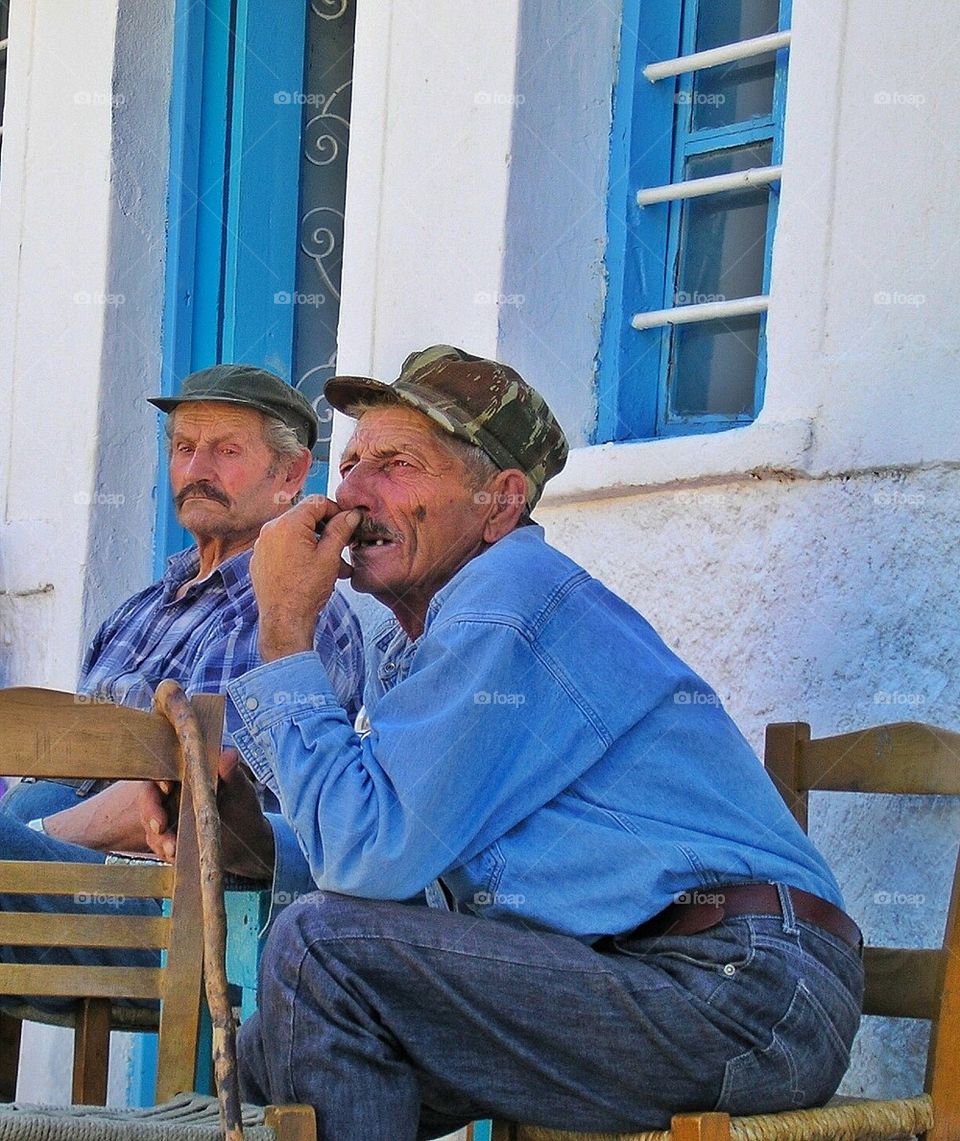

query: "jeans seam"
left=285, top=940, right=318, bottom=1106
left=295, top=931, right=620, bottom=976
left=794, top=977, right=855, bottom=1061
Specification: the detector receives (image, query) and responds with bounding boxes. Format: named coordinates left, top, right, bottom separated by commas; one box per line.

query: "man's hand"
left=251, top=495, right=361, bottom=662
left=42, top=781, right=155, bottom=853
left=139, top=780, right=179, bottom=862
left=138, top=749, right=276, bottom=880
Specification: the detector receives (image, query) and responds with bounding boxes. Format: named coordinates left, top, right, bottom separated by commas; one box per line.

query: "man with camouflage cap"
left=168, top=346, right=860, bottom=1136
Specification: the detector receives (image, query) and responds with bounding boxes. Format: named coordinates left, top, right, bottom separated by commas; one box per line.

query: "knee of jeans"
left=258, top=891, right=364, bottom=1007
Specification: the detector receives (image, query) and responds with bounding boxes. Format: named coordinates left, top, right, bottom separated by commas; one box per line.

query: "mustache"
left=349, top=517, right=400, bottom=544
left=175, top=481, right=231, bottom=509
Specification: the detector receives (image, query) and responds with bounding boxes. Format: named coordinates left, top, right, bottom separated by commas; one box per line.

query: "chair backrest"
left=764, top=721, right=960, bottom=1136
left=0, top=687, right=224, bottom=1102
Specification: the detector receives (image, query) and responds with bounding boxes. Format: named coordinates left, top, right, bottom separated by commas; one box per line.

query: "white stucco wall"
left=0, top=0, right=170, bottom=688
left=337, top=0, right=960, bottom=1100
left=496, top=1, right=620, bottom=445
left=0, top=0, right=116, bottom=692
left=0, top=0, right=173, bottom=1105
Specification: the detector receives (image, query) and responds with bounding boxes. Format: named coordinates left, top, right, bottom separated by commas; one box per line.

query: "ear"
left=278, top=447, right=313, bottom=502
left=481, top=469, right=528, bottom=544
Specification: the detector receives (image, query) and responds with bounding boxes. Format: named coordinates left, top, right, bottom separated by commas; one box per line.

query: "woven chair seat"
left=511, top=1093, right=934, bottom=1141
left=0, top=1093, right=286, bottom=1141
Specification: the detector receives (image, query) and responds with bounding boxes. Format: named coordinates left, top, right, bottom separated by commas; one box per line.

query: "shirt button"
left=245, top=697, right=259, bottom=712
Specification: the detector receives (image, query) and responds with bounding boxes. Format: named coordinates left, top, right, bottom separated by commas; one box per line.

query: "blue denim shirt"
left=230, top=527, right=842, bottom=942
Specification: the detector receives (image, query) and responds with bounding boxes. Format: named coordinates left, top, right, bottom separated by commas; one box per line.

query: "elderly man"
left=150, top=346, right=862, bottom=1137
left=0, top=365, right=362, bottom=985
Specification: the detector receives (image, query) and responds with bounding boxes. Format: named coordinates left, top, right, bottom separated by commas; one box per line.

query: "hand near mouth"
left=251, top=495, right=362, bottom=662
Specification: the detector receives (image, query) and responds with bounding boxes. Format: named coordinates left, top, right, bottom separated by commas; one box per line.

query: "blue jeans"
left=0, top=784, right=159, bottom=1013
left=237, top=887, right=863, bottom=1140
left=1, top=777, right=89, bottom=822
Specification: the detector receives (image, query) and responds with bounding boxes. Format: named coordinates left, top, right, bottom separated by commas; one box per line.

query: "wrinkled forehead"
left=169, top=401, right=268, bottom=438
left=343, top=404, right=457, bottom=459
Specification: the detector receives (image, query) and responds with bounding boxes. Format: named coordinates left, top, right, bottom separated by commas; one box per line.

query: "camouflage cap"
left=148, top=364, right=319, bottom=450
left=325, top=345, right=568, bottom=510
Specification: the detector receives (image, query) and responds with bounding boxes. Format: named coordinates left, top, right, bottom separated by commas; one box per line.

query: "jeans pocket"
left=613, top=922, right=755, bottom=969
left=611, top=924, right=757, bottom=1009
left=714, top=978, right=853, bottom=1116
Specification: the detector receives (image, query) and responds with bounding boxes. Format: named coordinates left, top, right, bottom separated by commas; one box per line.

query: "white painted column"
left=333, top=0, right=524, bottom=466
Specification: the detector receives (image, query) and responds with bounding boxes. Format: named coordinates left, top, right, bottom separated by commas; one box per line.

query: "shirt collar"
left=368, top=524, right=546, bottom=657
left=160, top=545, right=253, bottom=603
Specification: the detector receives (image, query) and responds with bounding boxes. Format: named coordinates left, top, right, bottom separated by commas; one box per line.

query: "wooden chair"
left=487, top=720, right=960, bottom=1141
left=0, top=686, right=225, bottom=1106
left=0, top=685, right=317, bottom=1141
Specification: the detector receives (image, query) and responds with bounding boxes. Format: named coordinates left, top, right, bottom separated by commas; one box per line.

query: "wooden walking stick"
left=155, top=680, right=243, bottom=1141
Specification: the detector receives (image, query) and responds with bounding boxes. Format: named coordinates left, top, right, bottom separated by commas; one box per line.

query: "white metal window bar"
left=643, top=30, right=790, bottom=83
left=631, top=26, right=788, bottom=334
left=632, top=295, right=768, bottom=331
left=637, top=164, right=781, bottom=207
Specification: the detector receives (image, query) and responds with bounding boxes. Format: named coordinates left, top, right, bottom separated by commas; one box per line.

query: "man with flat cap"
left=147, top=347, right=862, bottom=1137
left=0, top=365, right=362, bottom=1000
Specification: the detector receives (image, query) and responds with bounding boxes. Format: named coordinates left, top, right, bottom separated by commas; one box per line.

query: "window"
left=597, top=0, right=791, bottom=441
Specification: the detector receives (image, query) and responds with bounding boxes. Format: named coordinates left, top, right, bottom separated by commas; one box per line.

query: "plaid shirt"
left=79, top=546, right=364, bottom=742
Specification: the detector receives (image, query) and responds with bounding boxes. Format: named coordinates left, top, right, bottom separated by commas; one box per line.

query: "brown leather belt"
left=624, top=884, right=862, bottom=953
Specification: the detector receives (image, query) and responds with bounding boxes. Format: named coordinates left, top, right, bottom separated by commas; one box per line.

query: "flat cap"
left=149, top=364, right=319, bottom=449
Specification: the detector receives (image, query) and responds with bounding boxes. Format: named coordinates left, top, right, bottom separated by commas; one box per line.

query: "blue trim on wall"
left=596, top=0, right=680, bottom=442
left=128, top=1032, right=158, bottom=1109
left=155, top=0, right=308, bottom=579
left=595, top=0, right=640, bottom=443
